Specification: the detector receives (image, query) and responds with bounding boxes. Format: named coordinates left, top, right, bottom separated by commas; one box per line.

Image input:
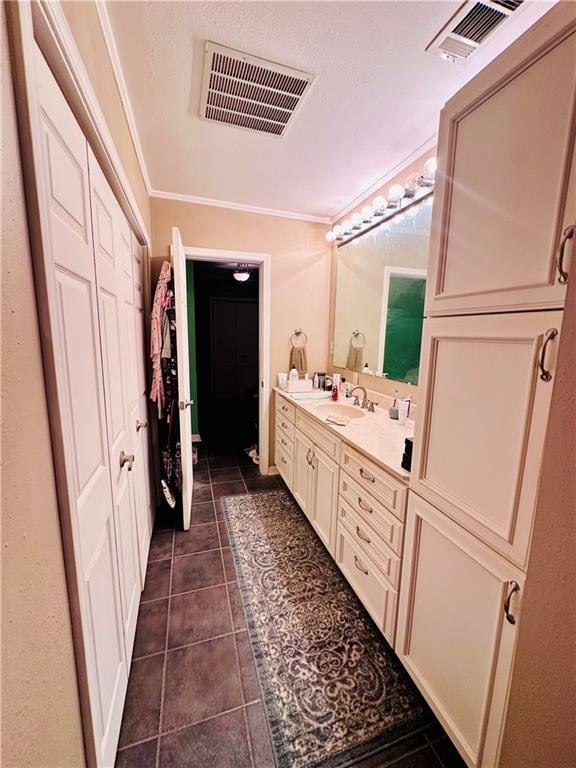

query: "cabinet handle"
left=306, top=448, right=313, bottom=466
left=356, top=526, right=370, bottom=544
left=119, top=451, right=135, bottom=471
left=557, top=224, right=574, bottom=284
left=281, top=457, right=287, bottom=465
left=538, top=328, right=558, bottom=382
left=504, top=580, right=520, bottom=625
left=357, top=496, right=373, bottom=514
left=354, top=556, right=368, bottom=575
left=136, top=419, right=148, bottom=432
left=282, top=421, right=289, bottom=429
left=359, top=468, right=376, bottom=483
left=281, top=438, right=287, bottom=447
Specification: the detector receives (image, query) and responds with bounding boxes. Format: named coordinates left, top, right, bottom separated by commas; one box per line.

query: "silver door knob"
left=179, top=399, right=194, bottom=410
left=119, top=451, right=135, bottom=471
left=136, top=419, right=148, bottom=432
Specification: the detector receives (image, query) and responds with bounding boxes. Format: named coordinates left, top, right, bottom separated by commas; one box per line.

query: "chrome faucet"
left=349, top=386, right=369, bottom=409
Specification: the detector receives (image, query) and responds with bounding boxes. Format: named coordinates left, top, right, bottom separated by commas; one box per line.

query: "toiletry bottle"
left=398, top=399, right=410, bottom=425
left=332, top=373, right=340, bottom=402
left=289, top=364, right=298, bottom=381
left=313, top=373, right=319, bottom=390
left=389, top=389, right=399, bottom=420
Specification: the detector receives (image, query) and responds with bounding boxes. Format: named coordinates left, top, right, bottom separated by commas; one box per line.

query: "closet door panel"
left=33, top=47, right=127, bottom=766
left=89, top=151, right=140, bottom=659
left=410, top=311, right=563, bottom=568
left=427, top=15, right=576, bottom=315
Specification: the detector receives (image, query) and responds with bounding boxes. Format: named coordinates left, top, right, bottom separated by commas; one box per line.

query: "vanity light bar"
left=325, top=156, right=437, bottom=244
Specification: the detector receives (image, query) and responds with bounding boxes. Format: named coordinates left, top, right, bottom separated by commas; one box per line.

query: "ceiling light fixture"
left=323, top=156, right=437, bottom=246
left=233, top=264, right=251, bottom=282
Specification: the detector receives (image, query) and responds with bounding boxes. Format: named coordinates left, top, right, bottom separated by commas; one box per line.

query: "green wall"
left=186, top=261, right=200, bottom=435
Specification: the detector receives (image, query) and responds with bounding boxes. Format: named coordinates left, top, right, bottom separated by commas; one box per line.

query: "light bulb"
left=342, top=219, right=352, bottom=234
left=351, top=213, right=362, bottom=229
left=423, top=156, right=437, bottom=180
left=361, top=205, right=374, bottom=221
left=373, top=196, right=387, bottom=214
left=325, top=230, right=335, bottom=242
left=332, top=224, right=343, bottom=238
left=405, top=172, right=419, bottom=195
left=388, top=184, right=405, bottom=203
left=233, top=265, right=250, bottom=282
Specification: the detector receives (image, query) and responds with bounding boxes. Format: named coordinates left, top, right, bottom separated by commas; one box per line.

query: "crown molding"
left=94, top=0, right=152, bottom=193
left=150, top=189, right=332, bottom=224
left=331, top=135, right=438, bottom=224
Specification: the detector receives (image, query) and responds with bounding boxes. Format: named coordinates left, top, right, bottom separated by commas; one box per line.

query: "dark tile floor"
left=115, top=445, right=465, bottom=768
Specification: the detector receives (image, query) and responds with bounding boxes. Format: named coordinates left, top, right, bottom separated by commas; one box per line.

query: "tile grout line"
left=425, top=732, right=449, bottom=768
left=155, top=527, right=175, bottom=768
left=216, top=488, right=255, bottom=768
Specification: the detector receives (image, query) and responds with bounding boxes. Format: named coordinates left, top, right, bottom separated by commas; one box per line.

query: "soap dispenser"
left=289, top=364, right=298, bottom=381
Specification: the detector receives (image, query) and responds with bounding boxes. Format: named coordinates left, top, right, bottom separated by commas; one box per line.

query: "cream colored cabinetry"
left=397, top=493, right=524, bottom=768
left=427, top=9, right=576, bottom=317
left=411, top=310, right=563, bottom=569
left=293, top=428, right=314, bottom=516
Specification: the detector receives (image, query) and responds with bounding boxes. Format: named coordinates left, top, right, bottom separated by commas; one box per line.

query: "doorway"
left=192, top=261, right=259, bottom=450
left=183, top=247, right=271, bottom=474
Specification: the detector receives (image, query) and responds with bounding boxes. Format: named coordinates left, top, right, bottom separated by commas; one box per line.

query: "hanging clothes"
left=150, top=260, right=172, bottom=416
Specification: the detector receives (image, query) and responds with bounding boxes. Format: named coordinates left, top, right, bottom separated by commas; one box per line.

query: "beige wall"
left=499, top=272, right=576, bottom=768
left=150, top=197, right=331, bottom=458
left=329, top=148, right=437, bottom=404
left=61, top=0, right=151, bottom=235
left=1, top=11, right=86, bottom=767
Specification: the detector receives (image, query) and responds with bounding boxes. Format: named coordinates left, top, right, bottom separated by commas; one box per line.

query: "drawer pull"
left=281, top=456, right=287, bottom=465
left=356, top=526, right=370, bottom=544
left=282, top=405, right=289, bottom=412
left=354, top=555, right=368, bottom=575
left=504, top=580, right=520, bottom=625
left=357, top=496, right=373, bottom=514
left=359, top=467, right=376, bottom=483
left=282, top=421, right=289, bottom=429
left=306, top=448, right=313, bottom=466
left=281, top=438, right=288, bottom=447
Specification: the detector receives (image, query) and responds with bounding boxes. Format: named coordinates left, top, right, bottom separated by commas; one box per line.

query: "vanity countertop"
left=274, top=388, right=414, bottom=482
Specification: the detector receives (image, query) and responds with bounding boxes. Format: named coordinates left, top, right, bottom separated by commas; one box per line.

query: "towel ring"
left=291, top=329, right=308, bottom=347
left=351, top=330, right=366, bottom=348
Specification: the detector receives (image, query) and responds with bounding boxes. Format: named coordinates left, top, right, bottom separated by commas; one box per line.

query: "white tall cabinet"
left=398, top=6, right=576, bottom=768
left=30, top=45, right=152, bottom=766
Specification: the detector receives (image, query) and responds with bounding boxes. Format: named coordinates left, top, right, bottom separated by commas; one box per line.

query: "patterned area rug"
left=223, top=489, right=432, bottom=768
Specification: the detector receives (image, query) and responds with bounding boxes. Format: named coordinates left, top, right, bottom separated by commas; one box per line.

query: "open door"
left=170, top=227, right=194, bottom=530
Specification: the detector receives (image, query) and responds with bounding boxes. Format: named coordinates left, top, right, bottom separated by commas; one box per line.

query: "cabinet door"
left=427, top=8, right=576, bottom=316
left=293, top=429, right=313, bottom=517
left=397, top=493, right=524, bottom=768
left=309, top=447, right=339, bottom=555
left=411, top=311, right=562, bottom=568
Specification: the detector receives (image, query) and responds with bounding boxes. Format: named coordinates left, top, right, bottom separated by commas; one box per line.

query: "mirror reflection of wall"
left=333, top=198, right=432, bottom=385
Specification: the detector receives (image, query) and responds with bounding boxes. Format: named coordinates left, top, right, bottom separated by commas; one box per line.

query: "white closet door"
left=132, top=232, right=152, bottom=580
left=171, top=227, right=194, bottom=530
left=33, top=48, right=127, bottom=766
left=88, top=151, right=140, bottom=659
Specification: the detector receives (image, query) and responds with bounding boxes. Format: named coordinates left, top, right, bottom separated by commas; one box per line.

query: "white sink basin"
left=313, top=402, right=366, bottom=421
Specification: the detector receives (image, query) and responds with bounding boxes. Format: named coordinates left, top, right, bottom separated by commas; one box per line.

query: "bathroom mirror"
left=332, top=198, right=432, bottom=385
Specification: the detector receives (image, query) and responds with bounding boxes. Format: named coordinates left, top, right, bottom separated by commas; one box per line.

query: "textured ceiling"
left=106, top=1, right=557, bottom=219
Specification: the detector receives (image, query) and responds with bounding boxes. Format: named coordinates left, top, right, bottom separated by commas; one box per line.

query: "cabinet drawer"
left=276, top=408, right=295, bottom=443
left=335, top=522, right=398, bottom=647
left=338, top=496, right=402, bottom=589
left=340, top=471, right=404, bottom=556
left=275, top=442, right=294, bottom=489
left=276, top=394, right=296, bottom=424
left=296, top=411, right=341, bottom=462
left=341, top=444, right=407, bottom=521
left=276, top=430, right=294, bottom=458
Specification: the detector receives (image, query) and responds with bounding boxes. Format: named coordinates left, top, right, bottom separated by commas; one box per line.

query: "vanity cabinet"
left=293, top=428, right=314, bottom=516
left=410, top=310, right=563, bottom=569
left=426, top=8, right=576, bottom=317
left=397, top=493, right=524, bottom=768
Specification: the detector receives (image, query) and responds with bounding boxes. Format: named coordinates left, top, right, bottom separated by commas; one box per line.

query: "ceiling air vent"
left=427, top=0, right=525, bottom=63
left=200, top=42, right=314, bottom=137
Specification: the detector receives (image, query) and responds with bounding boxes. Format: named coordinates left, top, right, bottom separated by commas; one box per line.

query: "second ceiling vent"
left=199, top=42, right=314, bottom=136
left=427, top=0, right=525, bottom=62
